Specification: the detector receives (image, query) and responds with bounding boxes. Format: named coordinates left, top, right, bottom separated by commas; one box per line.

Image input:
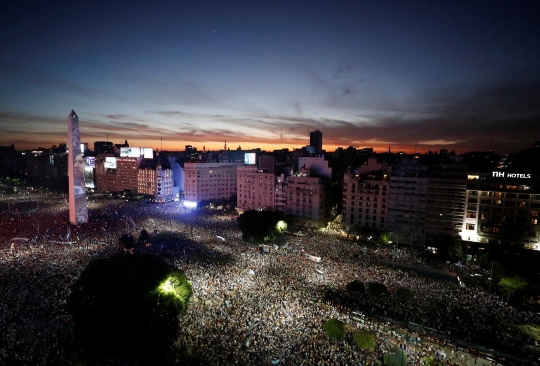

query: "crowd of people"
left=0, top=192, right=537, bottom=365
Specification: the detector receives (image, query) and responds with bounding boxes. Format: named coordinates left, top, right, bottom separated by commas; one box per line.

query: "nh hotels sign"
left=492, top=171, right=531, bottom=179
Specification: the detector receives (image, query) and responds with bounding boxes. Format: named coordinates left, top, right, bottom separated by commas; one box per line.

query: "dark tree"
left=395, top=287, right=414, bottom=304
left=346, top=279, right=366, bottom=294
left=67, top=254, right=192, bottom=365
left=237, top=210, right=286, bottom=243
left=119, top=233, right=135, bottom=249
left=139, top=229, right=150, bottom=244
left=367, top=282, right=388, bottom=296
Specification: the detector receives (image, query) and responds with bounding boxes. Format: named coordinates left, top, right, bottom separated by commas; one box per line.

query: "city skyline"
left=1, top=1, right=539, bottom=153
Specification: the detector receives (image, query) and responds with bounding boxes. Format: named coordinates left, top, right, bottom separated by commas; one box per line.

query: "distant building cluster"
left=1, top=121, right=539, bottom=250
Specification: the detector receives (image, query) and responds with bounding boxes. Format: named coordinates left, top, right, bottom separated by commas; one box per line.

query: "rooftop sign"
left=492, top=171, right=531, bottom=179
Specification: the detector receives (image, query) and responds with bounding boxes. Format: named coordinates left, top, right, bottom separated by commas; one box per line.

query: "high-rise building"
left=94, top=141, right=114, bottom=155
left=309, top=130, right=323, bottom=155
left=387, top=158, right=429, bottom=246
left=425, top=163, right=467, bottom=240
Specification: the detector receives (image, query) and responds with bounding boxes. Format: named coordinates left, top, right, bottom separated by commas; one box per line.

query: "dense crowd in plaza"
left=0, top=193, right=538, bottom=365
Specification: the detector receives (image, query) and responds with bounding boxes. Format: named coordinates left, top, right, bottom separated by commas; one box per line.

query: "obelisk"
left=68, top=110, right=88, bottom=224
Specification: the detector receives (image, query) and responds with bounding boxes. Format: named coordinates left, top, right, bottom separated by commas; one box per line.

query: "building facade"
left=116, top=157, right=142, bottom=193
left=342, top=167, right=390, bottom=230
left=183, top=163, right=239, bottom=203
left=309, top=130, right=323, bottom=155
left=138, top=164, right=173, bottom=202
left=425, top=164, right=467, bottom=240
left=237, top=165, right=276, bottom=211
left=462, top=171, right=540, bottom=249
left=285, top=166, right=331, bottom=225
left=387, top=158, right=429, bottom=246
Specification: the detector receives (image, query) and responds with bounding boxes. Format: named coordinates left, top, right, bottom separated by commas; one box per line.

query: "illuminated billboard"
left=120, top=147, right=138, bottom=158
left=143, top=148, right=153, bottom=159
left=84, top=167, right=95, bottom=189
left=105, top=157, right=117, bottom=169
left=183, top=200, right=198, bottom=208
left=244, top=152, right=256, bottom=165
left=120, top=147, right=154, bottom=158
left=86, top=156, right=95, bottom=168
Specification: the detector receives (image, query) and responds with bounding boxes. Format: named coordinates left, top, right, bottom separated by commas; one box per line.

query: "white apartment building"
left=462, top=171, right=540, bottom=249
left=138, top=164, right=173, bottom=202
left=183, top=163, right=239, bottom=203
left=237, top=165, right=275, bottom=211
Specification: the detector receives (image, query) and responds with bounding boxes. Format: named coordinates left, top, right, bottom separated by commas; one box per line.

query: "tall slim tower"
left=68, top=110, right=88, bottom=225
left=309, top=130, right=323, bottom=155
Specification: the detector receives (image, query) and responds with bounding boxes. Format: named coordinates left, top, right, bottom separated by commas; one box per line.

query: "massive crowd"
left=0, top=193, right=538, bottom=365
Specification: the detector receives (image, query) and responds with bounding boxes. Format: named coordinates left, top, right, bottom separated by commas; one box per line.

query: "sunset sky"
left=1, top=1, right=539, bottom=153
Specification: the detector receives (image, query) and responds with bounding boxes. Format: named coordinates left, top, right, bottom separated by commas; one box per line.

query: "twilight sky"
left=1, top=0, right=539, bottom=153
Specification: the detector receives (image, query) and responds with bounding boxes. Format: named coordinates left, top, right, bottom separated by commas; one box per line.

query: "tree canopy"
left=322, top=319, right=345, bottom=339
left=395, top=287, right=414, bottom=304
left=384, top=346, right=408, bottom=366
left=346, top=279, right=366, bottom=294
left=353, top=329, right=376, bottom=351
left=67, top=254, right=192, bottom=365
left=367, top=282, right=388, bottom=296
left=237, top=210, right=287, bottom=243
left=499, top=276, right=528, bottom=302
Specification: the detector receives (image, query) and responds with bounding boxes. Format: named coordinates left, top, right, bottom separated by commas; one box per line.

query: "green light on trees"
left=157, top=272, right=192, bottom=308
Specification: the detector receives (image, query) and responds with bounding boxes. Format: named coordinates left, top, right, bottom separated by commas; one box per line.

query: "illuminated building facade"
left=462, top=171, right=540, bottom=249
left=116, top=157, right=142, bottom=193
left=183, top=163, right=239, bottom=203
left=237, top=165, right=275, bottom=211
left=138, top=163, right=173, bottom=202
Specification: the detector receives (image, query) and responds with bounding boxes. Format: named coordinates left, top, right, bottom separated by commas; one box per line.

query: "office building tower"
left=94, top=141, right=114, bottom=155
left=309, top=130, right=323, bottom=155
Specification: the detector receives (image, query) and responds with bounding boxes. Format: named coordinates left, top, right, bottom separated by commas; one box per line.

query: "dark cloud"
left=0, top=62, right=125, bottom=101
